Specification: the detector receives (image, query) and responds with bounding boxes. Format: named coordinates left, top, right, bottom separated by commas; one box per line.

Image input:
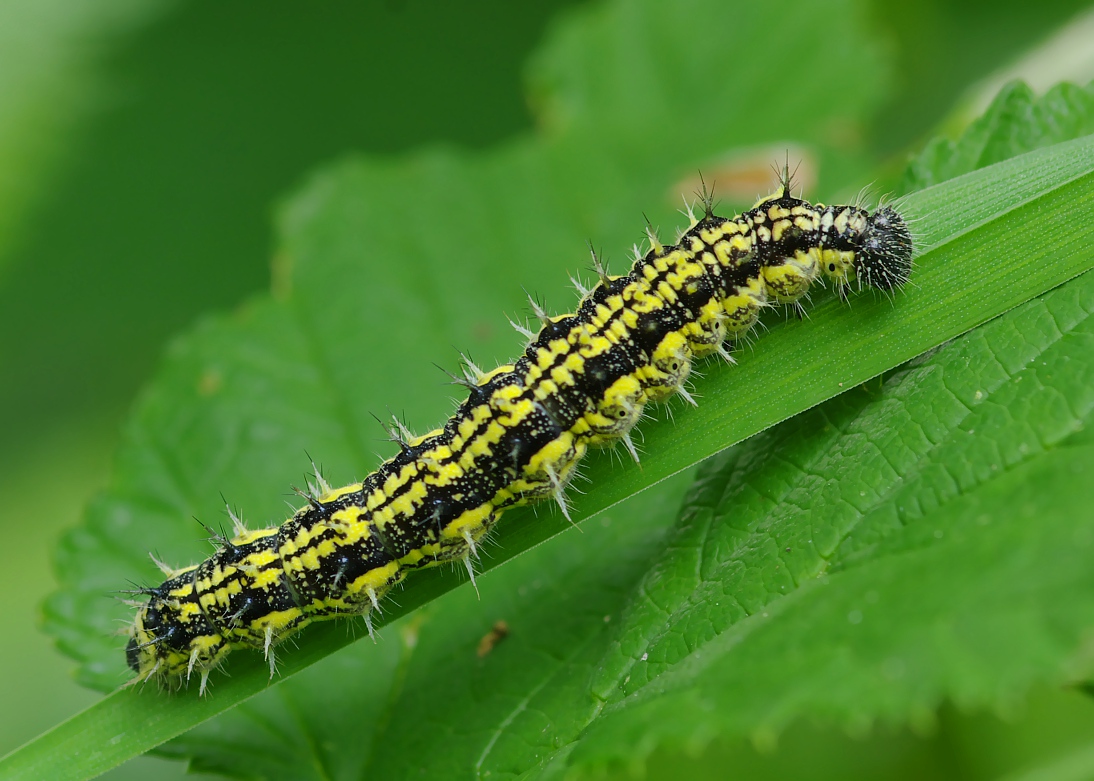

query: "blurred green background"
left=2, top=1, right=1093, bottom=778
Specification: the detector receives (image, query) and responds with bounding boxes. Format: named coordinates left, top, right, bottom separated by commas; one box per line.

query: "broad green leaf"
left=900, top=80, right=1094, bottom=193
left=177, top=135, right=1094, bottom=778
left=10, top=137, right=1092, bottom=781
left=561, top=268, right=1094, bottom=776
left=9, top=0, right=1093, bottom=777
left=6, top=136, right=1085, bottom=774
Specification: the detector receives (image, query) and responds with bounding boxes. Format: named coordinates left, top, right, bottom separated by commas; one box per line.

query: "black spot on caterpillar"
left=125, top=168, right=914, bottom=693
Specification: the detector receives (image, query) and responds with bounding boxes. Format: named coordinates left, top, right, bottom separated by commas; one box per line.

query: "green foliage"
left=901, top=80, right=1094, bottom=192
left=5, top=0, right=1093, bottom=778
left=566, top=268, right=1094, bottom=776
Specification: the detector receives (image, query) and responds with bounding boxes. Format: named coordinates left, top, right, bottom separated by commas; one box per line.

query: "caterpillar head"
left=855, top=205, right=914, bottom=290
left=820, top=204, right=914, bottom=292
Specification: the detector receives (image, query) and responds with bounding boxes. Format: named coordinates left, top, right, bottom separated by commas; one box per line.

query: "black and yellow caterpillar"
left=126, top=171, right=914, bottom=693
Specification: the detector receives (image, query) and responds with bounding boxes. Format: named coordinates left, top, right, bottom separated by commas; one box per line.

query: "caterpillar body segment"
left=127, top=174, right=914, bottom=692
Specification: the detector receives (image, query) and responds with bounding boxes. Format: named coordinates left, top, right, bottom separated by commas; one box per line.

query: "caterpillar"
left=125, top=168, right=914, bottom=693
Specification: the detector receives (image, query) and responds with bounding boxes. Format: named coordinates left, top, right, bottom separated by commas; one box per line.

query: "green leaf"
left=563, top=268, right=1094, bottom=775
left=9, top=0, right=1094, bottom=778
left=8, top=139, right=1089, bottom=781
left=900, top=80, right=1094, bottom=193
left=11, top=137, right=1092, bottom=781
